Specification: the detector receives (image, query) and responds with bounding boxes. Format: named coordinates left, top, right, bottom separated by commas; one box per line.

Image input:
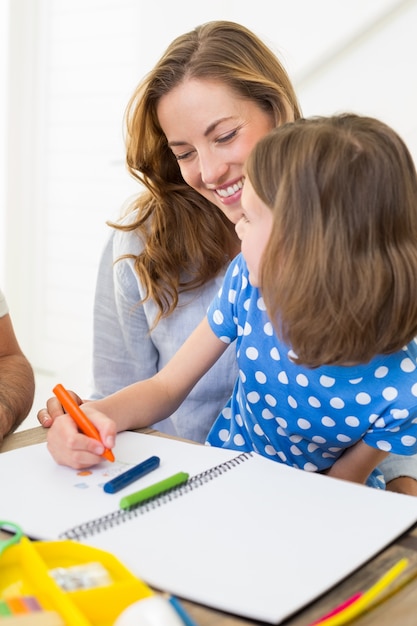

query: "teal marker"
left=119, top=471, right=189, bottom=510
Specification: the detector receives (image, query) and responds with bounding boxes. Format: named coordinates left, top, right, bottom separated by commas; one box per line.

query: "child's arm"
left=47, top=318, right=228, bottom=468
left=324, top=440, right=389, bottom=485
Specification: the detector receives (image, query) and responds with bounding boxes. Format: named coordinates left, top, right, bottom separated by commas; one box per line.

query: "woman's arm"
left=379, top=454, right=417, bottom=495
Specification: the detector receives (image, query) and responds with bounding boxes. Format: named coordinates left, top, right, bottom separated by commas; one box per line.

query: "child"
left=47, top=114, right=417, bottom=488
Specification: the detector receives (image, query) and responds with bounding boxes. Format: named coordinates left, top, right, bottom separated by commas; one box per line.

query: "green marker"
left=119, top=471, right=189, bottom=510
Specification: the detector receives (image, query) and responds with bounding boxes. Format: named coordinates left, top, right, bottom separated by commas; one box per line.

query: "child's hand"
left=37, top=389, right=84, bottom=428
left=46, top=404, right=116, bottom=469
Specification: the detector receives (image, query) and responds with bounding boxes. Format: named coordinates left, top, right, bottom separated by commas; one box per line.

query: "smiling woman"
left=156, top=78, right=275, bottom=225
left=39, top=19, right=301, bottom=445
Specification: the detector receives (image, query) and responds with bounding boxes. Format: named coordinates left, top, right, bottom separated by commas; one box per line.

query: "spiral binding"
left=59, top=452, right=252, bottom=541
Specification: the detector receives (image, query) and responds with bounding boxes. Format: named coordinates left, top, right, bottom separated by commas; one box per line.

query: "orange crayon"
left=53, top=384, right=115, bottom=462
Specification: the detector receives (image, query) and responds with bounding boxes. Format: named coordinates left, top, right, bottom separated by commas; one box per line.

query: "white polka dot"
left=278, top=371, right=288, bottom=384
left=349, top=377, right=363, bottom=385
left=304, top=462, right=318, bottom=472
left=374, top=366, right=389, bottom=378
left=264, top=445, right=277, bottom=457
left=276, top=417, right=288, bottom=428
left=330, top=397, right=345, bottom=409
left=412, top=383, right=417, bottom=397
left=368, top=413, right=378, bottom=424
left=247, top=391, right=260, bottom=403
left=288, top=395, right=298, bottom=408
left=308, top=396, right=321, bottom=408
left=290, top=435, right=302, bottom=443
left=376, top=440, right=392, bottom=451
left=242, top=274, right=248, bottom=288
left=296, top=374, right=309, bottom=387
left=265, top=394, right=277, bottom=407
left=307, top=442, right=319, bottom=452
left=328, top=448, right=340, bottom=454
left=290, top=445, right=303, bottom=456
left=382, top=387, right=398, bottom=401
left=239, top=369, right=247, bottom=383
left=254, top=424, right=264, bottom=436
left=401, top=435, right=417, bottom=446
left=218, top=429, right=230, bottom=442
left=255, top=371, right=267, bottom=384
left=257, top=297, right=266, bottom=310
left=277, top=451, right=287, bottom=462
left=243, top=322, right=252, bottom=335
left=237, top=324, right=244, bottom=336
left=375, top=417, right=386, bottom=428
left=235, top=413, right=243, bottom=426
left=243, top=298, right=250, bottom=311
left=246, top=346, right=259, bottom=360
left=221, top=407, right=232, bottom=419
left=277, top=426, right=287, bottom=437
left=323, top=452, right=337, bottom=458
left=345, top=416, right=360, bottom=427
left=262, top=408, right=275, bottom=419
left=319, top=375, right=335, bottom=388
left=233, top=434, right=245, bottom=446
left=288, top=349, right=298, bottom=361
left=212, top=309, right=224, bottom=325
left=264, top=322, right=273, bottom=336
left=391, top=408, right=409, bottom=420
left=219, top=336, right=231, bottom=344
left=228, top=289, right=237, bottom=304
left=336, top=434, right=352, bottom=443
left=355, top=392, right=371, bottom=405
left=312, top=435, right=326, bottom=443
left=322, top=416, right=336, bottom=427
left=270, top=347, right=281, bottom=361
left=297, top=418, right=312, bottom=430
left=401, top=358, right=416, bottom=373
left=232, top=263, right=239, bottom=277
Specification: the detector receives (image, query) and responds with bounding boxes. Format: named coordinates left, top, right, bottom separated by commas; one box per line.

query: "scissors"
left=0, top=520, right=23, bottom=556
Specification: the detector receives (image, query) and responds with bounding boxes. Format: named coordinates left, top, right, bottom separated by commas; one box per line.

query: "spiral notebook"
left=2, top=431, right=417, bottom=624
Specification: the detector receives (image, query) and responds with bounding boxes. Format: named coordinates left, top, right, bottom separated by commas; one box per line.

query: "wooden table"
left=2, top=426, right=417, bottom=625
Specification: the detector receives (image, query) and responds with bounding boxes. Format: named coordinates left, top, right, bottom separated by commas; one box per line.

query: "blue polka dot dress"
left=206, top=255, right=417, bottom=485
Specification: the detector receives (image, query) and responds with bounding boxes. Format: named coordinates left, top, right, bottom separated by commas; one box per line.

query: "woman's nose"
left=199, top=153, right=228, bottom=185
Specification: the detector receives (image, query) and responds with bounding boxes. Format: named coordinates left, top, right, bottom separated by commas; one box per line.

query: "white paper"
left=2, top=431, right=417, bottom=624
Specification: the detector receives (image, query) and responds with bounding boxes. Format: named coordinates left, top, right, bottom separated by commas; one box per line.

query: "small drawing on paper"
left=72, top=461, right=131, bottom=490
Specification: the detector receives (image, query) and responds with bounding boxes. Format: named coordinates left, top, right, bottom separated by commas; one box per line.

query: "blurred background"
left=1, top=0, right=416, bottom=429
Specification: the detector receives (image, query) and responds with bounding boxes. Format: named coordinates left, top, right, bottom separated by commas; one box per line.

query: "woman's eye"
left=174, top=150, right=194, bottom=162
left=216, top=129, right=238, bottom=144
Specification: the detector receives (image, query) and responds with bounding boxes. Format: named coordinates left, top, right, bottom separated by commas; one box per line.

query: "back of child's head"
left=246, top=113, right=417, bottom=367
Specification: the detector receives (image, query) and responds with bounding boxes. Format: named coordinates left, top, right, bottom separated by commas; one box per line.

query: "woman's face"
left=157, top=78, right=276, bottom=225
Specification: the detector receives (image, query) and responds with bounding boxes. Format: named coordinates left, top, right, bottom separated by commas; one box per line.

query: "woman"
left=39, top=21, right=417, bottom=492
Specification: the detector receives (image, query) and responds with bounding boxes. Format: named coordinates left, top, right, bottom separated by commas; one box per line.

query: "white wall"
left=2, top=0, right=417, bottom=415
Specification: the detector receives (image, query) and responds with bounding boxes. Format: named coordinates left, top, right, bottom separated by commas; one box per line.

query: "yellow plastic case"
left=0, top=537, right=153, bottom=625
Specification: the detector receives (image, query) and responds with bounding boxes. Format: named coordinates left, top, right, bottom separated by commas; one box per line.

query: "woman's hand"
left=46, top=404, right=116, bottom=469
left=37, top=390, right=83, bottom=428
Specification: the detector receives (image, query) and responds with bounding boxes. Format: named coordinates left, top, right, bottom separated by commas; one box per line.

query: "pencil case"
left=0, top=537, right=153, bottom=625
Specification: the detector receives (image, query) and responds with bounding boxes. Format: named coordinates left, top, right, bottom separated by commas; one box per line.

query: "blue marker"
left=103, top=455, right=160, bottom=494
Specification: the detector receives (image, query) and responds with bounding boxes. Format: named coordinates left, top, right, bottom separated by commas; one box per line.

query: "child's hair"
left=246, top=113, right=417, bottom=367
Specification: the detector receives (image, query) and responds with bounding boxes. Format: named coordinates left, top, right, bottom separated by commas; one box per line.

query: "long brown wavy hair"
left=111, top=20, right=301, bottom=324
left=246, top=114, right=417, bottom=366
